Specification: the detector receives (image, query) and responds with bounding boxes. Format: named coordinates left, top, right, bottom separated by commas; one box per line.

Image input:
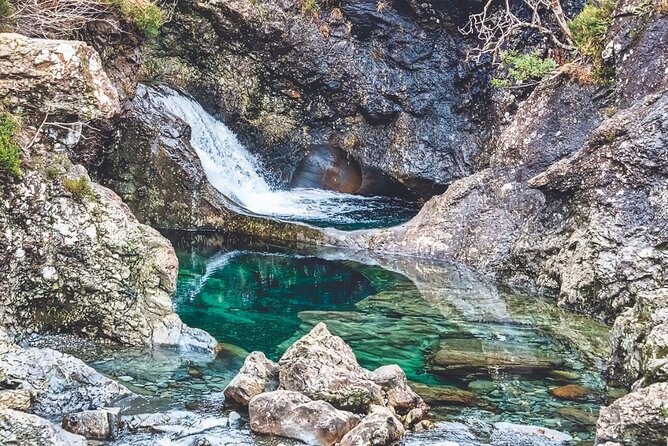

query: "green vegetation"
left=491, top=78, right=511, bottom=88
left=568, top=0, right=615, bottom=83
left=111, top=0, right=165, bottom=37
left=0, top=0, right=12, bottom=19
left=62, top=176, right=94, bottom=200
left=302, top=0, right=319, bottom=16
left=500, top=51, right=557, bottom=82
left=0, top=113, right=22, bottom=181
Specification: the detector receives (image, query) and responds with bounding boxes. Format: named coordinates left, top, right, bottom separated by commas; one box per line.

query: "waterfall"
left=143, top=84, right=417, bottom=229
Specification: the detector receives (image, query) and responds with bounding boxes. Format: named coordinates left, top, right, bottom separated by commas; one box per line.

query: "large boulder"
left=596, top=382, right=668, bottom=446
left=0, top=408, right=86, bottom=446
left=369, top=365, right=428, bottom=416
left=0, top=342, right=130, bottom=417
left=224, top=351, right=278, bottom=406
left=0, top=33, right=119, bottom=120
left=248, top=390, right=359, bottom=446
left=277, top=323, right=384, bottom=412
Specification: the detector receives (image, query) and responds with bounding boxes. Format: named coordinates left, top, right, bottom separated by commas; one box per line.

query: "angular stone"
left=249, top=390, right=359, bottom=446
left=0, top=408, right=86, bottom=446
left=340, top=405, right=406, bottom=446
left=224, top=351, right=278, bottom=406
left=0, top=33, right=120, bottom=120
left=278, top=323, right=384, bottom=411
left=596, top=382, right=668, bottom=446
left=62, top=408, right=118, bottom=440
left=370, top=365, right=428, bottom=415
left=0, top=389, right=31, bottom=411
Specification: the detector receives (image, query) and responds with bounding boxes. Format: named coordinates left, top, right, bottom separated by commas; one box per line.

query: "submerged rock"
left=429, top=338, right=562, bottom=377
left=549, top=384, right=595, bottom=402
left=248, top=390, right=359, bottom=446
left=224, top=351, right=278, bottom=406
left=596, top=382, right=668, bottom=446
left=278, top=322, right=384, bottom=412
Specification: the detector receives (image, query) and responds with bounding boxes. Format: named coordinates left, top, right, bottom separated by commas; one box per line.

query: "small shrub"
left=0, top=0, right=13, bottom=19
left=62, top=176, right=94, bottom=200
left=301, top=0, right=319, bottom=16
left=491, top=78, right=511, bottom=88
left=0, top=113, right=22, bottom=181
left=111, top=0, right=165, bottom=37
left=568, top=1, right=614, bottom=60
left=501, top=51, right=558, bottom=82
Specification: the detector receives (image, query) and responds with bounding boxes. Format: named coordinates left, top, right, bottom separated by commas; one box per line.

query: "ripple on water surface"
left=84, top=234, right=610, bottom=444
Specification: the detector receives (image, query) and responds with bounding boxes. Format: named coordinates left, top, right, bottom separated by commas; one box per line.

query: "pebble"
left=118, top=375, right=134, bottom=382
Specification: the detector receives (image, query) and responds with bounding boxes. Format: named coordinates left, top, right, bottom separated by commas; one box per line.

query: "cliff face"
left=350, top=0, right=668, bottom=431
left=141, top=0, right=491, bottom=198
left=0, top=33, right=216, bottom=351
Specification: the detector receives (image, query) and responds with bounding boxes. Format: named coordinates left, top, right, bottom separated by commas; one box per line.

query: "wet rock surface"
left=144, top=0, right=489, bottom=197
left=96, top=84, right=327, bottom=242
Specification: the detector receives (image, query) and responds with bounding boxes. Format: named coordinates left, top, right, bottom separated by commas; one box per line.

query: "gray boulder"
left=0, top=341, right=130, bottom=417
left=0, top=408, right=86, bottom=446
left=62, top=408, right=120, bottom=440
left=339, top=405, right=406, bottom=446
left=224, top=351, right=278, bottom=406
left=249, top=390, right=359, bottom=446
left=278, top=323, right=384, bottom=412
left=0, top=33, right=119, bottom=120
left=596, top=382, right=668, bottom=446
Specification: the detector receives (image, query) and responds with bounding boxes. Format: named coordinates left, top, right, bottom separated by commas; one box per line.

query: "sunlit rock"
left=224, top=351, right=278, bottom=406
left=339, top=405, right=405, bottom=446
left=248, top=390, right=359, bottom=446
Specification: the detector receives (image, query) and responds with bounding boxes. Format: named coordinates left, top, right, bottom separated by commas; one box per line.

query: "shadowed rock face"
left=291, top=145, right=363, bottom=194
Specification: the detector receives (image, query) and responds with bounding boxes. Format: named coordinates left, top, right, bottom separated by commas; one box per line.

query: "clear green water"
left=167, top=234, right=611, bottom=442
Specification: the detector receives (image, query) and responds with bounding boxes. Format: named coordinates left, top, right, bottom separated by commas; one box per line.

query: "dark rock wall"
left=143, top=0, right=493, bottom=198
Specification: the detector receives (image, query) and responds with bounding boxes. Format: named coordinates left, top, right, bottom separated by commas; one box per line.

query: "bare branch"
left=460, top=0, right=573, bottom=64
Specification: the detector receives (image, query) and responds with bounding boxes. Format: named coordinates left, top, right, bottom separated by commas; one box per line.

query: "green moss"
left=568, top=0, right=616, bottom=83
left=62, top=176, right=94, bottom=200
left=500, top=51, right=557, bottom=82
left=0, top=112, right=22, bottom=181
left=110, top=0, right=165, bottom=37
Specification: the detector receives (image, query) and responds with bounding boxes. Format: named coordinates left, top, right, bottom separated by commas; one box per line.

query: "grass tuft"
left=0, top=112, right=22, bottom=181
left=62, top=176, right=94, bottom=200
left=501, top=51, right=557, bottom=82
left=111, top=0, right=165, bottom=37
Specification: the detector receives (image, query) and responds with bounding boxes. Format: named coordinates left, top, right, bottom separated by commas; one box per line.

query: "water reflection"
left=166, top=232, right=609, bottom=442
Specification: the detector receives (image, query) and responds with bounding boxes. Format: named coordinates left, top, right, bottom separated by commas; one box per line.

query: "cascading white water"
left=145, top=84, right=417, bottom=228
